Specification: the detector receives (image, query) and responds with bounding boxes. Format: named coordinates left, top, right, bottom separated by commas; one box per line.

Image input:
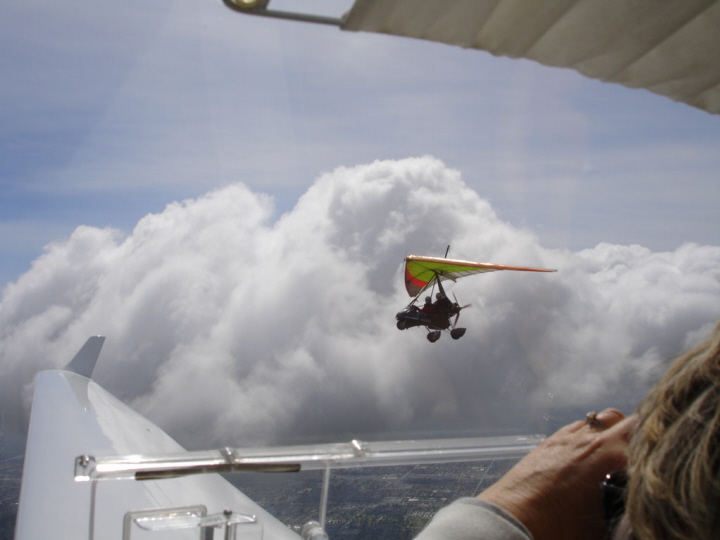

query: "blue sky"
left=2, top=0, right=719, bottom=288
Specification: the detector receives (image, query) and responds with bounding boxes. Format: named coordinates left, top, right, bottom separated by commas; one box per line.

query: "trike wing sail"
left=403, top=255, right=556, bottom=297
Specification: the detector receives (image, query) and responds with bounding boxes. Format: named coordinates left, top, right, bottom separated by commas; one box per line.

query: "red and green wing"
left=404, top=255, right=556, bottom=297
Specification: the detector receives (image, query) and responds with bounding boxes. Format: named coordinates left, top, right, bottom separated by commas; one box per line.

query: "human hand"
left=478, top=408, right=636, bottom=540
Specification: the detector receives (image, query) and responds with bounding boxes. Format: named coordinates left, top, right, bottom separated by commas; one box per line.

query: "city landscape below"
left=228, top=459, right=519, bottom=539
left=0, top=435, right=24, bottom=540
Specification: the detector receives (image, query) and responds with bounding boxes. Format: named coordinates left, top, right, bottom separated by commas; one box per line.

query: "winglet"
left=65, top=336, right=106, bottom=379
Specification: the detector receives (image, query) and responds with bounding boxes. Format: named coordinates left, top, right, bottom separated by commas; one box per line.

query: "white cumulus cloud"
left=1, top=156, right=719, bottom=448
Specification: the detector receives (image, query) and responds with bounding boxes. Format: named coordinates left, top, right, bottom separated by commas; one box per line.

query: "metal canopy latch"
left=74, top=454, right=95, bottom=481
left=124, top=506, right=261, bottom=539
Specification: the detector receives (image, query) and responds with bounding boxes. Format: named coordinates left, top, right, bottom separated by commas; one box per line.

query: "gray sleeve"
left=414, top=498, right=533, bottom=540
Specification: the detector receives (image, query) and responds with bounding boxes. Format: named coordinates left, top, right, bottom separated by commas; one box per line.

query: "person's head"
left=623, top=320, right=720, bottom=540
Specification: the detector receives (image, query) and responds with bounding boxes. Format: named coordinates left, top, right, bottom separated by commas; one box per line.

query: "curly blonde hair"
left=626, top=321, right=720, bottom=540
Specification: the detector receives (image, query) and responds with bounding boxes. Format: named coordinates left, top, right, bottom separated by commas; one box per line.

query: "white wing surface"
left=15, top=345, right=300, bottom=539
left=227, top=0, right=720, bottom=115
left=341, top=0, right=720, bottom=114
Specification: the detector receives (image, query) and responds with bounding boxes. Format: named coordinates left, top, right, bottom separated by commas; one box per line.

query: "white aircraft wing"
left=343, top=0, right=720, bottom=115
left=226, top=0, right=720, bottom=115
left=15, top=339, right=300, bottom=540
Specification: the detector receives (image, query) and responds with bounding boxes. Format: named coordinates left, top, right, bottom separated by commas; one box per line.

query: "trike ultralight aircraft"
left=396, top=254, right=556, bottom=342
